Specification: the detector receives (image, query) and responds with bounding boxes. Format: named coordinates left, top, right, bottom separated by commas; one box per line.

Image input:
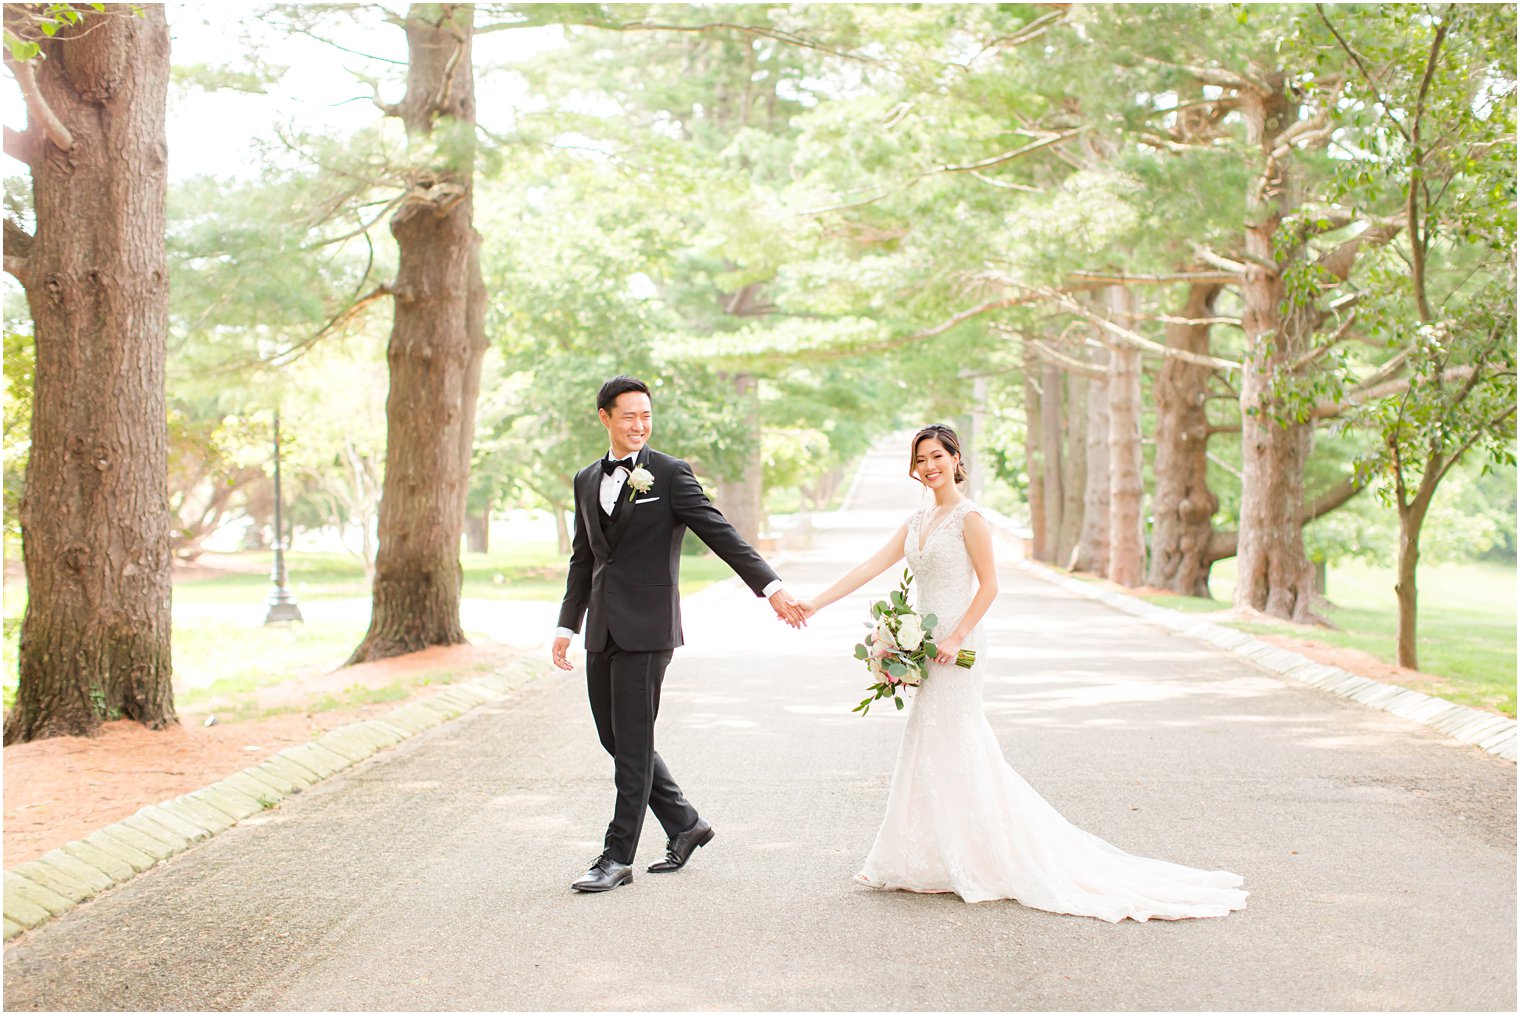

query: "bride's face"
left=913, top=438, right=958, bottom=491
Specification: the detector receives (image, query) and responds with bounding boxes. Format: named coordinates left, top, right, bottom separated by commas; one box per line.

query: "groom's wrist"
left=762, top=579, right=784, bottom=598
left=554, top=626, right=575, bottom=640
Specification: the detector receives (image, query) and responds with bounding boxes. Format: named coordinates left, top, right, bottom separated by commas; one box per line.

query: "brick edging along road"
left=2, top=657, right=553, bottom=942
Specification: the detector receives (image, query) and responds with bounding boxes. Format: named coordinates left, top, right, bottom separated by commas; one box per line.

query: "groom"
left=553, top=375, right=805, bottom=893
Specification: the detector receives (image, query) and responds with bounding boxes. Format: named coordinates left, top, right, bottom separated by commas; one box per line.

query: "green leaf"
left=894, top=696, right=904, bottom=710
left=5, top=35, right=40, bottom=62
left=853, top=643, right=869, bottom=660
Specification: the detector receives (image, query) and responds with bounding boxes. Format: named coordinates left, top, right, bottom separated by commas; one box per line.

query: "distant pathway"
left=4, top=438, right=1514, bottom=1011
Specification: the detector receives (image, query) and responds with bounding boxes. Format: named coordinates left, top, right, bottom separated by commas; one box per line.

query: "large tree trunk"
left=1072, top=343, right=1110, bottom=575
left=1147, top=282, right=1222, bottom=597
left=1106, top=288, right=1145, bottom=587
left=348, top=4, right=482, bottom=663
left=4, top=6, right=175, bottom=743
left=714, top=373, right=763, bottom=545
left=1038, top=361, right=1065, bottom=564
left=1234, top=76, right=1319, bottom=622
left=1058, top=369, right=1086, bottom=567
left=1022, top=346, right=1048, bottom=561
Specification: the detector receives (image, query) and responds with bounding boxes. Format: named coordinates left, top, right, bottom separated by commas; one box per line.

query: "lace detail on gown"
left=856, top=500, right=1248, bottom=922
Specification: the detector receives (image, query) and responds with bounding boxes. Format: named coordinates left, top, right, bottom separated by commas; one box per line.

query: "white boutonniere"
left=627, top=465, right=654, bottom=501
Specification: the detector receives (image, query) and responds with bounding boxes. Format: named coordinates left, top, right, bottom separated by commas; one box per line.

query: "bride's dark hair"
left=910, top=424, right=968, bottom=484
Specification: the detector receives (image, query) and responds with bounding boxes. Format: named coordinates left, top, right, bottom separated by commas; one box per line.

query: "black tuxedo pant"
left=586, top=636, right=700, bottom=865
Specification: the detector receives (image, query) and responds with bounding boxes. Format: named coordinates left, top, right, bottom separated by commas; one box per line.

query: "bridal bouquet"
left=853, top=569, right=974, bottom=715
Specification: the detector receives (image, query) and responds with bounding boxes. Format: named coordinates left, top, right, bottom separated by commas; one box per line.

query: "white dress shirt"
left=598, top=454, right=632, bottom=515
left=555, top=450, right=783, bottom=642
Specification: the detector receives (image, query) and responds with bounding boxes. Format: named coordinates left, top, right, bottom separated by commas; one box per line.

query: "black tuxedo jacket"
left=556, top=447, right=780, bottom=653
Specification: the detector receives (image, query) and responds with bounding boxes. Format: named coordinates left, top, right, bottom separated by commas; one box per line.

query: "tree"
left=1314, top=2, right=1518, bottom=666
left=3, top=3, right=175, bottom=741
left=1104, top=286, right=1146, bottom=586
left=1148, top=282, right=1224, bottom=595
left=347, top=3, right=488, bottom=664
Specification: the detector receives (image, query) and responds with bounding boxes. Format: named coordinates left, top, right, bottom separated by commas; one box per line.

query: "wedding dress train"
left=856, top=500, right=1249, bottom=922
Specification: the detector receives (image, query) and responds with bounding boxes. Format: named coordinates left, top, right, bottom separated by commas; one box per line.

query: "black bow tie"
left=602, top=456, right=634, bottom=476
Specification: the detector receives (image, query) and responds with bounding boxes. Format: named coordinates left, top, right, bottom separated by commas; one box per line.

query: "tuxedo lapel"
left=582, top=464, right=611, bottom=558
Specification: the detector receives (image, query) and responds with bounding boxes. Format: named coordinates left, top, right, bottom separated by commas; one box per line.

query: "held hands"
left=551, top=636, right=574, bottom=671
left=768, top=588, right=808, bottom=629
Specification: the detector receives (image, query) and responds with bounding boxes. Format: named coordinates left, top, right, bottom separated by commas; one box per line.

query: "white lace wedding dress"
left=855, top=499, right=1249, bottom=922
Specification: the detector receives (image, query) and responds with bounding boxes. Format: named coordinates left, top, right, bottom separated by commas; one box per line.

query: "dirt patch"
left=2, top=642, right=528, bottom=867
left=193, top=642, right=518, bottom=719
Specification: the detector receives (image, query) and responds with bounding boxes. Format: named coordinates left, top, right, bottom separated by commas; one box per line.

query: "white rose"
left=896, top=613, right=924, bottom=651
left=873, top=617, right=898, bottom=650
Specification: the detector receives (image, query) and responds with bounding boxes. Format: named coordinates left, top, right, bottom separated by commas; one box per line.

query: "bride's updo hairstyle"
left=910, top=424, right=968, bottom=485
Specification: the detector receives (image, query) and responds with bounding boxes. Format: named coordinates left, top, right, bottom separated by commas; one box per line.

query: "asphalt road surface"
left=4, top=442, right=1514, bottom=1011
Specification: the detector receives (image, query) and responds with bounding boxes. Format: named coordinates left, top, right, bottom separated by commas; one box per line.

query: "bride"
left=798, top=424, right=1248, bottom=922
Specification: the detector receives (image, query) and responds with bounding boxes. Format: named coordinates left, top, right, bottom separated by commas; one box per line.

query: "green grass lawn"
left=1, top=539, right=739, bottom=709
left=1093, top=558, right=1516, bottom=718
left=155, top=540, right=736, bottom=605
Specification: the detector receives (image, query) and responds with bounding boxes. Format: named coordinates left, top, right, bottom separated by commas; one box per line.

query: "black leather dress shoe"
left=571, top=855, right=633, bottom=892
left=647, top=818, right=715, bottom=873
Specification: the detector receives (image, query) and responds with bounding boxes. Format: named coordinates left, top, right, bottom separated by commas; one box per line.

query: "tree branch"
left=1311, top=366, right=1476, bottom=420
left=303, top=192, right=405, bottom=249
left=1407, top=19, right=1449, bottom=325
left=968, top=170, right=1042, bottom=192
left=794, top=189, right=892, bottom=217
left=1147, top=313, right=1242, bottom=328
left=1142, top=55, right=1273, bottom=96
left=1206, top=474, right=1368, bottom=563
left=4, top=218, right=34, bottom=283
left=1430, top=400, right=1517, bottom=489
left=983, top=9, right=1068, bottom=50
left=1304, top=474, right=1369, bottom=522
left=1192, top=246, right=1250, bottom=273
left=1315, top=4, right=1413, bottom=145
left=7, top=57, right=73, bottom=151
left=1067, top=268, right=1241, bottom=285
left=1315, top=215, right=1406, bottom=282
left=1028, top=339, right=1108, bottom=380
left=3, top=125, right=37, bottom=166
left=1041, top=288, right=1244, bottom=371
left=930, top=128, right=1088, bottom=175
left=1288, top=309, right=1359, bottom=373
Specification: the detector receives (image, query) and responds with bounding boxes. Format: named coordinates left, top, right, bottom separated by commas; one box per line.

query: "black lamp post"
left=264, top=411, right=303, bottom=625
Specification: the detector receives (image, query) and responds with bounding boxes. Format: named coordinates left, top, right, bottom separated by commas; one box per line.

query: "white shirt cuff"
left=761, top=579, right=784, bottom=598
left=554, top=626, right=575, bottom=641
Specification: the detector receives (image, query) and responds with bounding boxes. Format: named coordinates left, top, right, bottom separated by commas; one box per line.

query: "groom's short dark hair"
left=598, top=375, right=651, bottom=412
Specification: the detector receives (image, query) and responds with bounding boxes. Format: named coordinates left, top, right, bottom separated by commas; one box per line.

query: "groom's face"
left=599, top=391, right=652, bottom=459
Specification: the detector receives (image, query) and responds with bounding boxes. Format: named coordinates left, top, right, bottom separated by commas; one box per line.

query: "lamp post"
left=264, top=411, right=303, bottom=624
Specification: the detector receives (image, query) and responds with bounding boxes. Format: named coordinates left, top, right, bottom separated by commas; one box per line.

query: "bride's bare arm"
left=932, top=512, right=999, bottom=662
left=801, top=523, right=909, bottom=614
